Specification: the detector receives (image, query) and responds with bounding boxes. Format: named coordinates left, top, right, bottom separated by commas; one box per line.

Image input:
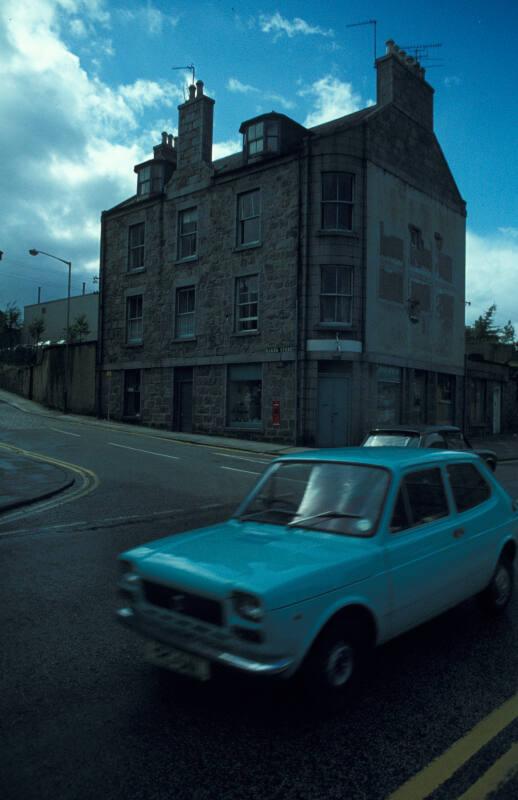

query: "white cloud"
left=117, top=3, right=179, bottom=36
left=0, top=0, right=182, bottom=304
left=444, top=75, right=462, bottom=88
left=227, top=77, right=295, bottom=111
left=212, top=139, right=242, bottom=160
left=299, top=75, right=370, bottom=127
left=498, top=227, right=518, bottom=238
left=259, top=12, right=333, bottom=39
left=466, top=230, right=518, bottom=329
left=227, top=78, right=257, bottom=94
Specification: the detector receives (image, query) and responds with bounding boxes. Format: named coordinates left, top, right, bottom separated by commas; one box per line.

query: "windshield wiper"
left=238, top=508, right=295, bottom=522
left=287, top=510, right=363, bottom=527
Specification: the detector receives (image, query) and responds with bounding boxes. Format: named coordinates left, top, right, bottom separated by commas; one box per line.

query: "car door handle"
left=453, top=528, right=465, bottom=539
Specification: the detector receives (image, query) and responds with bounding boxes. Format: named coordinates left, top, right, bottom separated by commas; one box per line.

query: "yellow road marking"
left=0, top=442, right=99, bottom=526
left=456, top=742, right=518, bottom=800
left=387, top=692, right=518, bottom=800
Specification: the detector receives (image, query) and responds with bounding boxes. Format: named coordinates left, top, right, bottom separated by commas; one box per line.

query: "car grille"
left=142, top=580, right=223, bottom=627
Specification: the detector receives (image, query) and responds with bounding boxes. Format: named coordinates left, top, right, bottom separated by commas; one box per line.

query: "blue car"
left=117, top=448, right=517, bottom=697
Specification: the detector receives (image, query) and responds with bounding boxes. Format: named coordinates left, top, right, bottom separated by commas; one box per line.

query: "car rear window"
left=363, top=434, right=420, bottom=447
left=446, top=463, right=491, bottom=512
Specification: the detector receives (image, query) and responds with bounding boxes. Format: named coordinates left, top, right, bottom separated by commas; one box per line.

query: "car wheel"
left=302, top=620, right=365, bottom=700
left=479, top=557, right=514, bottom=613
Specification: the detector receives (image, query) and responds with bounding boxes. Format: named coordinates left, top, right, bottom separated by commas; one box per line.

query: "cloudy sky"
left=1, top=0, right=517, bottom=329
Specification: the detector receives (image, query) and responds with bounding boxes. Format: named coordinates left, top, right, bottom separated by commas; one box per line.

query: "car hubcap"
left=494, top=566, right=511, bottom=605
left=326, top=642, right=354, bottom=687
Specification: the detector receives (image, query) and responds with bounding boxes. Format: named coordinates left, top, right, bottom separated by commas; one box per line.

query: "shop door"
left=174, top=368, right=193, bottom=433
left=492, top=385, right=501, bottom=434
left=317, top=376, right=350, bottom=447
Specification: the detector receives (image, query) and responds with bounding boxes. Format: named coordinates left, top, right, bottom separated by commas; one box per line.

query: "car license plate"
left=145, top=641, right=211, bottom=681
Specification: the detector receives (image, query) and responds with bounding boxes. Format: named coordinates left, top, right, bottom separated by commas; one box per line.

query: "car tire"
left=301, top=619, right=366, bottom=701
left=478, top=557, right=514, bottom=613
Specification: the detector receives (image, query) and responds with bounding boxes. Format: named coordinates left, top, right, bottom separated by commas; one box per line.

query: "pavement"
left=2, top=387, right=518, bottom=514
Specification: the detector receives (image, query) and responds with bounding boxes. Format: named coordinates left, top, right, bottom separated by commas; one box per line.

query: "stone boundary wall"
left=0, top=342, right=96, bottom=414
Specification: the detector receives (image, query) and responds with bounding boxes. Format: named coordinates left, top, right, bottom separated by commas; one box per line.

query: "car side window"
left=403, top=468, right=450, bottom=526
left=389, top=489, right=411, bottom=532
left=446, top=463, right=491, bottom=512
left=424, top=433, right=448, bottom=449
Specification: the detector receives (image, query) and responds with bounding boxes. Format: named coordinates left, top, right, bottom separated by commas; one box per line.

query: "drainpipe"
left=96, top=213, right=106, bottom=418
left=294, top=149, right=302, bottom=445
left=299, top=134, right=312, bottom=446
left=359, top=122, right=368, bottom=438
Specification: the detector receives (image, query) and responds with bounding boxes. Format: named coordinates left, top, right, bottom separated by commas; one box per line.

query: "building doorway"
left=173, top=367, right=193, bottom=432
left=317, top=370, right=351, bottom=447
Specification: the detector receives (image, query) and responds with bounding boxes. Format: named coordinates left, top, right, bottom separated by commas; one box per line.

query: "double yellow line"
left=388, top=691, right=518, bottom=799
left=0, top=442, right=99, bottom=523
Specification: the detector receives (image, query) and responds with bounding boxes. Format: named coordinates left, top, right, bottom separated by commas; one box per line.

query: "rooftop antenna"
left=172, top=64, right=196, bottom=84
left=400, top=42, right=443, bottom=68
left=347, top=19, right=377, bottom=65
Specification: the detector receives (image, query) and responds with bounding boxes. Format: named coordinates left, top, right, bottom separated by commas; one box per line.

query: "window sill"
left=125, top=341, right=143, bottom=348
left=316, top=229, right=358, bottom=239
left=232, top=330, right=260, bottom=337
left=175, top=256, right=198, bottom=265
left=232, top=242, right=262, bottom=253
left=127, top=267, right=146, bottom=274
left=172, top=336, right=197, bottom=343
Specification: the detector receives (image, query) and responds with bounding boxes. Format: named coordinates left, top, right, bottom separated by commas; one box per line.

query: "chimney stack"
left=177, top=78, right=214, bottom=167
left=376, top=39, right=434, bottom=130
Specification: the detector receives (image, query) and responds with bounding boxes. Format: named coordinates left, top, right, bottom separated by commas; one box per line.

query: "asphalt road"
left=1, top=402, right=517, bottom=800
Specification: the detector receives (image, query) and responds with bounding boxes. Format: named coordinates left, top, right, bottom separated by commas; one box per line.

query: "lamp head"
left=29, top=249, right=39, bottom=256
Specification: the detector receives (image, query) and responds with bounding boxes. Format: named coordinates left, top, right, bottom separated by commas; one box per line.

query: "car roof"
left=366, top=424, right=461, bottom=435
left=276, top=447, right=480, bottom=468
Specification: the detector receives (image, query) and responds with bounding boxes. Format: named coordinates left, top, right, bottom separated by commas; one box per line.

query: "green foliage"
left=68, top=313, right=90, bottom=343
left=28, top=316, right=45, bottom=343
left=0, top=302, right=22, bottom=347
left=466, top=304, right=515, bottom=345
left=500, top=320, right=515, bottom=344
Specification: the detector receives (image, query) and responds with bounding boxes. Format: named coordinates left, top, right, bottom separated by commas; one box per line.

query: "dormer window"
left=137, top=164, right=163, bottom=196
left=245, top=120, right=279, bottom=157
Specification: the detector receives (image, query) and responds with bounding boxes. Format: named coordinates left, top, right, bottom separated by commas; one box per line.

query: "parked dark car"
left=361, top=425, right=498, bottom=471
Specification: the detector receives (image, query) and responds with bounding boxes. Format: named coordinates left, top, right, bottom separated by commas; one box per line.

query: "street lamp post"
left=29, top=249, right=72, bottom=413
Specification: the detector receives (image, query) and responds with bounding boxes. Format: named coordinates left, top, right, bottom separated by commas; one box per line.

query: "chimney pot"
left=167, top=134, right=173, bottom=147
left=398, top=50, right=406, bottom=59
left=196, top=80, right=204, bottom=97
left=161, top=131, right=167, bottom=145
left=188, top=84, right=196, bottom=100
left=385, top=39, right=395, bottom=53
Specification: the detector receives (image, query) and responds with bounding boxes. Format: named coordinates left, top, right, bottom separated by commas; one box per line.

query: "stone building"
left=97, top=40, right=466, bottom=445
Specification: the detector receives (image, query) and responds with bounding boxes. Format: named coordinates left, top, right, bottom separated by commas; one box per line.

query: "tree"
left=28, top=316, right=46, bottom=344
left=68, top=313, right=90, bottom=343
left=500, top=320, right=515, bottom=345
left=466, top=303, right=500, bottom=342
left=466, top=303, right=516, bottom=345
left=0, top=302, right=22, bottom=348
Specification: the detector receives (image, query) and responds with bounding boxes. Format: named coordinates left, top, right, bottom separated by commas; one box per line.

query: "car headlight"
left=232, top=591, right=263, bottom=622
left=119, top=560, right=139, bottom=582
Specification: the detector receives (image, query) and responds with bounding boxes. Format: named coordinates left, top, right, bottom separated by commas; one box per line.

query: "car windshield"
left=236, top=461, right=390, bottom=536
left=363, top=433, right=420, bottom=447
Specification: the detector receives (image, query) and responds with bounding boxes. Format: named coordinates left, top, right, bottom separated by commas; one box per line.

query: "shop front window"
left=376, top=365, right=401, bottom=425
left=437, top=373, right=454, bottom=424
left=227, top=364, right=262, bottom=428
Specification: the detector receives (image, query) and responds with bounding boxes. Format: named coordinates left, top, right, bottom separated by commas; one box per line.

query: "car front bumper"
left=117, top=606, right=294, bottom=677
